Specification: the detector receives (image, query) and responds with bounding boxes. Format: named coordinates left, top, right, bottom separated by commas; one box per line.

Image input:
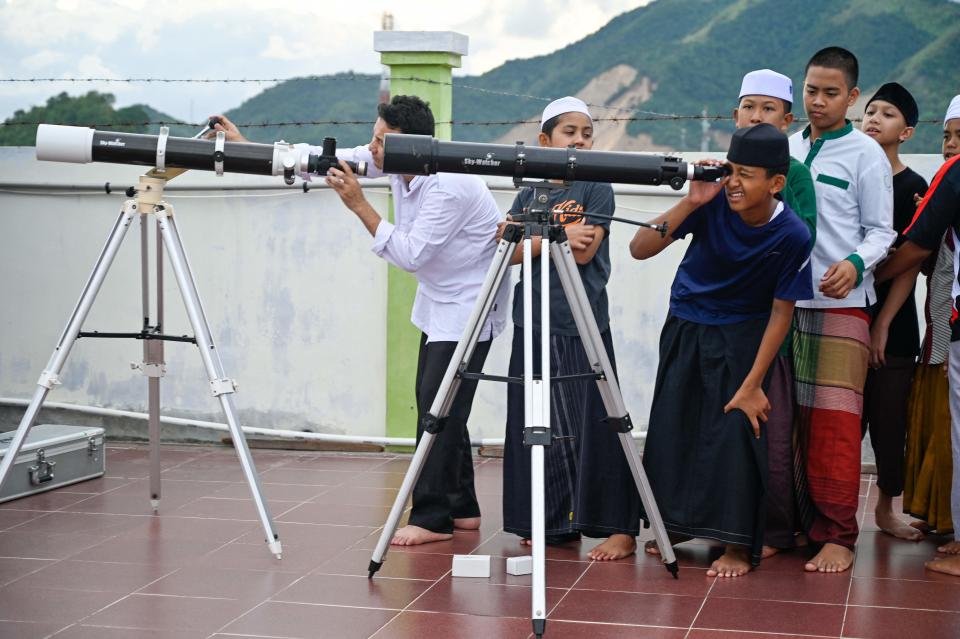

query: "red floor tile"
left=279, top=502, right=396, bottom=527
left=693, top=597, right=844, bottom=636
left=848, top=575, right=960, bottom=611
left=0, top=529, right=108, bottom=560
left=318, top=547, right=453, bottom=580
left=221, top=600, right=396, bottom=638
left=82, top=593, right=251, bottom=633
left=0, top=620, right=71, bottom=639
left=0, top=584, right=123, bottom=623
left=545, top=621, right=689, bottom=638
left=139, top=564, right=300, bottom=600
left=374, top=611, right=532, bottom=639
left=275, top=572, right=434, bottom=609
left=10, top=558, right=173, bottom=593
left=709, top=567, right=851, bottom=604
left=843, top=605, right=960, bottom=639
left=550, top=588, right=702, bottom=628
left=53, top=627, right=208, bottom=639
left=409, top=577, right=566, bottom=619
left=0, top=557, right=52, bottom=585
left=574, top=560, right=713, bottom=597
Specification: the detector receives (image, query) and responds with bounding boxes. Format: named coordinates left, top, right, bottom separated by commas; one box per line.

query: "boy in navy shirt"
left=630, top=124, right=813, bottom=576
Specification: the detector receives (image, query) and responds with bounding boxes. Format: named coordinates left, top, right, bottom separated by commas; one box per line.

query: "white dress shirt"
left=324, top=144, right=508, bottom=343
left=789, top=122, right=895, bottom=308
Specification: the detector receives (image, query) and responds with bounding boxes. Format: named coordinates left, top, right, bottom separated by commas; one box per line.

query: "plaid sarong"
left=792, top=307, right=870, bottom=549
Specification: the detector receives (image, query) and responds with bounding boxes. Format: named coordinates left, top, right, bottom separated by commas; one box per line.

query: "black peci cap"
left=727, top=123, right=790, bottom=169
left=866, top=82, right=919, bottom=128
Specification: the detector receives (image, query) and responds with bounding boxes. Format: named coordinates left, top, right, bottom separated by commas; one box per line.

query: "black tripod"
left=367, top=179, right=678, bottom=638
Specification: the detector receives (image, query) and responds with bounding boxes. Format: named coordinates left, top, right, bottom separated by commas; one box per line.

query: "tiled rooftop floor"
left=1, top=443, right=959, bottom=638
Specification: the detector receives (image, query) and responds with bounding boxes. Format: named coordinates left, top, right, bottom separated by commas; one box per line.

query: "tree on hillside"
left=0, top=91, right=150, bottom=146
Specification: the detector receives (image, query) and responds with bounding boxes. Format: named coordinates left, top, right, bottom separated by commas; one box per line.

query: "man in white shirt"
left=213, top=96, right=506, bottom=546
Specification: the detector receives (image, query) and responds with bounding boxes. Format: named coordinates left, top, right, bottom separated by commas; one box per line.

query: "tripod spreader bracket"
left=420, top=414, right=446, bottom=435
left=605, top=414, right=634, bottom=433
left=523, top=427, right=552, bottom=447
left=131, top=362, right=166, bottom=379
left=209, top=378, right=238, bottom=397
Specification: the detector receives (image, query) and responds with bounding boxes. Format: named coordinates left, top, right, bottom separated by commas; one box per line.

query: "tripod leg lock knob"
left=605, top=414, right=634, bottom=433
left=37, top=370, right=62, bottom=390
left=523, top=426, right=552, bottom=447
left=421, top=414, right=445, bottom=435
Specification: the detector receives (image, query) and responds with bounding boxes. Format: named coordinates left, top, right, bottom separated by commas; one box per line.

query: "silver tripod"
left=0, top=170, right=282, bottom=559
left=367, top=181, right=677, bottom=638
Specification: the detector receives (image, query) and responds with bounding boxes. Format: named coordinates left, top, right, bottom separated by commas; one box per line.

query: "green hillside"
left=222, top=0, right=960, bottom=153
left=6, top=0, right=959, bottom=152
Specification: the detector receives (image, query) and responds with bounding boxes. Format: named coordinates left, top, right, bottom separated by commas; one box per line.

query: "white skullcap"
left=541, top=96, right=592, bottom=131
left=739, top=69, right=793, bottom=105
left=945, top=95, right=960, bottom=126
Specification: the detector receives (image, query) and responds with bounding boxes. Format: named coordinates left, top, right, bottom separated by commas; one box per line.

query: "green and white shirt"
left=788, top=121, right=895, bottom=308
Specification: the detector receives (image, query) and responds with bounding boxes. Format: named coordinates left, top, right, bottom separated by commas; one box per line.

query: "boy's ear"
left=847, top=86, right=860, bottom=107
left=781, top=112, right=795, bottom=130
left=770, top=173, right=786, bottom=195
left=537, top=131, right=550, bottom=146
left=899, top=126, right=916, bottom=144
left=732, top=107, right=740, bottom=123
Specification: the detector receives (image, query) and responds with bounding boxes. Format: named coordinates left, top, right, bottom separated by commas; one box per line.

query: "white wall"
left=0, top=148, right=945, bottom=441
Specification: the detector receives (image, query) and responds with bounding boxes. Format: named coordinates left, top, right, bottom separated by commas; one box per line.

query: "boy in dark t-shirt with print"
left=500, top=97, right=642, bottom=562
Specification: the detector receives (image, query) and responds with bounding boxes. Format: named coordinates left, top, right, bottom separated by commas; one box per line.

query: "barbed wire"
left=0, top=75, right=947, bottom=127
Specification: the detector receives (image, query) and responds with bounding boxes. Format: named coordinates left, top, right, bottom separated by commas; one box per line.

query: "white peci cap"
left=738, top=69, right=793, bottom=105
left=541, top=96, right=592, bottom=131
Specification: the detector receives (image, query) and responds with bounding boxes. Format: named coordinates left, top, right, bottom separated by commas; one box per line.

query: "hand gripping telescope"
left=35, top=124, right=366, bottom=183
left=382, top=134, right=728, bottom=189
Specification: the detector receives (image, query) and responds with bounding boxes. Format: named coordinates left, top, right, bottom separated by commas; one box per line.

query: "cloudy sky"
left=0, top=0, right=646, bottom=123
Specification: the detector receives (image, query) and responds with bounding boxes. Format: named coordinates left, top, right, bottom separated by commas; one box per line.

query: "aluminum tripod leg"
left=548, top=238, right=678, bottom=576
left=139, top=215, right=165, bottom=512
left=527, top=235, right=550, bottom=639
left=153, top=205, right=282, bottom=558
left=367, top=233, right=518, bottom=578
left=0, top=204, right=138, bottom=495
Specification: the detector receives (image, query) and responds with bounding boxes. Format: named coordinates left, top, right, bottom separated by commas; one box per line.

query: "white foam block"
left=452, top=554, right=491, bottom=578
left=506, top=555, right=533, bottom=576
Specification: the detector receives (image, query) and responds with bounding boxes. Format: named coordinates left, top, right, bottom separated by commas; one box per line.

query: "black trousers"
left=861, top=355, right=916, bottom=497
left=643, top=315, right=769, bottom=564
left=409, top=333, right=492, bottom=534
left=502, top=327, right=641, bottom=540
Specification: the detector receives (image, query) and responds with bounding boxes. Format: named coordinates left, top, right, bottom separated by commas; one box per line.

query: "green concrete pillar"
left=373, top=31, right=468, bottom=438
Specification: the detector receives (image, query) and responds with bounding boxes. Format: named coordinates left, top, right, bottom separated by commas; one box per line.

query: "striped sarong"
left=792, top=307, right=870, bottom=549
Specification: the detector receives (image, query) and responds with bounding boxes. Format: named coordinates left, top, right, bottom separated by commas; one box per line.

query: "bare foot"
left=938, top=541, right=960, bottom=554
left=925, top=555, right=960, bottom=577
left=707, top=545, right=752, bottom=577
left=762, top=545, right=782, bottom=559
left=390, top=525, right=452, bottom=546
left=588, top=534, right=637, bottom=561
left=910, top=521, right=933, bottom=534
left=454, top=517, right=481, bottom=530
left=875, top=496, right=923, bottom=541
left=804, top=543, right=854, bottom=573
left=645, top=533, right=692, bottom=556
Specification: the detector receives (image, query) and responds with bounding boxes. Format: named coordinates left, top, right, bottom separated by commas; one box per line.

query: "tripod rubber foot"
left=150, top=499, right=159, bottom=513
left=665, top=560, right=679, bottom=579
left=532, top=618, right=546, bottom=638
left=368, top=559, right=383, bottom=579
left=268, top=539, right=283, bottom=560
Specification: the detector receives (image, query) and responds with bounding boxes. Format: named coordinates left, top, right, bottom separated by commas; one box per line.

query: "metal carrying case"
left=0, top=424, right=105, bottom=503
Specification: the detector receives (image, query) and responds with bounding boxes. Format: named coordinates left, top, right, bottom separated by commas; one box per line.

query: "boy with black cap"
left=859, top=82, right=929, bottom=542
left=788, top=47, right=895, bottom=573
left=630, top=124, right=813, bottom=576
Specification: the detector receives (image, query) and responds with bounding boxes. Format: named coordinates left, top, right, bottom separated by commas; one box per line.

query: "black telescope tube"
left=382, top=134, right=728, bottom=189
left=91, top=130, right=277, bottom=175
